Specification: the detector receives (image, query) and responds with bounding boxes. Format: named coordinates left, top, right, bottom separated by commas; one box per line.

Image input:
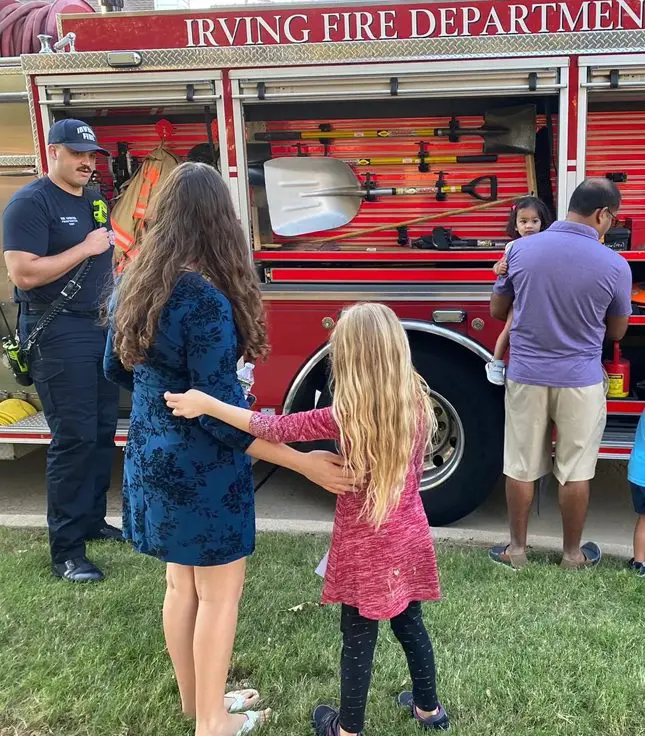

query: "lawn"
left=0, top=528, right=644, bottom=736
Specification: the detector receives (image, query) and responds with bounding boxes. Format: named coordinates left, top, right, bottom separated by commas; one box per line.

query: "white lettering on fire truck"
left=184, top=1, right=645, bottom=47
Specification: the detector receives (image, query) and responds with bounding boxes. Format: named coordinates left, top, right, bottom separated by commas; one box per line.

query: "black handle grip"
left=455, top=154, right=498, bottom=163
left=431, top=227, right=452, bottom=250
left=490, top=175, right=498, bottom=201
left=462, top=175, right=498, bottom=202
left=254, top=131, right=300, bottom=141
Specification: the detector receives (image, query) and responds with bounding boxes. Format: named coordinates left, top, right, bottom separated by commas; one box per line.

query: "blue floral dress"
left=103, top=272, right=255, bottom=566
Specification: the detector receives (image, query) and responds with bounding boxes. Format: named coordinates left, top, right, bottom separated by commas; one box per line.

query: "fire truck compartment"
left=234, top=58, right=565, bottom=251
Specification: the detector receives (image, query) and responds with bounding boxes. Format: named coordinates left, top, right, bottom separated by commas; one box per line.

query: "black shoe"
left=52, top=556, right=104, bottom=582
left=397, top=692, right=450, bottom=730
left=87, top=524, right=124, bottom=542
left=311, top=705, right=362, bottom=736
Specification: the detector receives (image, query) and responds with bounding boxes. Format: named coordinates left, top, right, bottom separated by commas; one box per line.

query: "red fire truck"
left=1, top=0, right=645, bottom=525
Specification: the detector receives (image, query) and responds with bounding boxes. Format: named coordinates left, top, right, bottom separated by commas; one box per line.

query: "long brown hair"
left=111, top=162, right=268, bottom=370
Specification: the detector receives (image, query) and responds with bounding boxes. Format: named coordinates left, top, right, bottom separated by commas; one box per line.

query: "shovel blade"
left=482, top=104, right=536, bottom=155
left=264, top=157, right=362, bottom=237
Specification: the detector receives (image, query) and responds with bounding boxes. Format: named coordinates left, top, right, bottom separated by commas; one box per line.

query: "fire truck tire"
left=411, top=344, right=504, bottom=526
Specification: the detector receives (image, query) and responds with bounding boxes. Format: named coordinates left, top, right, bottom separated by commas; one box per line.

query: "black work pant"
left=20, top=314, right=119, bottom=564
left=339, top=602, right=439, bottom=734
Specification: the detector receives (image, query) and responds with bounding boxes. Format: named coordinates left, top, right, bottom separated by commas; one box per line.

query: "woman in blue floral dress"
left=104, top=163, right=351, bottom=736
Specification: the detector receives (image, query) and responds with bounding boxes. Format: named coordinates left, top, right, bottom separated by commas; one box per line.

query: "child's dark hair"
left=505, top=196, right=554, bottom=238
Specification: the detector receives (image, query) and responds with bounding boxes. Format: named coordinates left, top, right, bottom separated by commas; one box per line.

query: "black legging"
left=339, top=602, right=439, bottom=733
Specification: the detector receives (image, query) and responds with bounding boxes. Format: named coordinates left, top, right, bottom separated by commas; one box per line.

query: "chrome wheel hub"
left=421, top=391, right=465, bottom=491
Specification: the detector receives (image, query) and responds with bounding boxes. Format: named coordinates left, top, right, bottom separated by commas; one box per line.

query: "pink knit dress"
left=249, top=408, right=441, bottom=620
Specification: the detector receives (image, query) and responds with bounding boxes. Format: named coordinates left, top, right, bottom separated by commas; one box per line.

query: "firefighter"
left=3, top=119, right=122, bottom=583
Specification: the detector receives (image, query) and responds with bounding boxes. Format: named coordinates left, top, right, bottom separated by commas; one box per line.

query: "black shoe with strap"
left=87, top=524, right=124, bottom=542
left=312, top=705, right=362, bottom=736
left=397, top=692, right=450, bottom=730
left=52, top=556, right=104, bottom=582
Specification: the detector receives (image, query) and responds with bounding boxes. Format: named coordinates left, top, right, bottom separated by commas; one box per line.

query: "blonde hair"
left=330, top=303, right=436, bottom=528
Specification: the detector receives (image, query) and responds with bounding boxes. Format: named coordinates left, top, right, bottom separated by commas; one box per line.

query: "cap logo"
left=76, top=125, right=96, bottom=141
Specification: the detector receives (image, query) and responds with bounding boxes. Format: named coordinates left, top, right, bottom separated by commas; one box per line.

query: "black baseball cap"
left=48, top=119, right=109, bottom=155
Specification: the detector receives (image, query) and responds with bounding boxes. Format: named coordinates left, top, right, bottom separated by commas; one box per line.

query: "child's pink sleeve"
left=249, top=407, right=340, bottom=444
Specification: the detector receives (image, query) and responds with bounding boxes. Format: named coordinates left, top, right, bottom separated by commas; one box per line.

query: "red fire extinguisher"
left=603, top=341, right=630, bottom=398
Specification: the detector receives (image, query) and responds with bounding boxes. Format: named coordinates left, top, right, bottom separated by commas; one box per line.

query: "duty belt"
left=23, top=304, right=99, bottom=319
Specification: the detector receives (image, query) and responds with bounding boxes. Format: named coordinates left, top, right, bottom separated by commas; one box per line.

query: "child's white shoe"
left=485, top=360, right=506, bottom=386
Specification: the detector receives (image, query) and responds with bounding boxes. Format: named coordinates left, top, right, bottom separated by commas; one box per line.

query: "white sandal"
left=225, top=689, right=261, bottom=714
left=234, top=709, right=270, bottom=735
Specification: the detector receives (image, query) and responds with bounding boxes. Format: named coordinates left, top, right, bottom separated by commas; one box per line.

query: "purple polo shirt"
left=493, top=220, right=632, bottom=388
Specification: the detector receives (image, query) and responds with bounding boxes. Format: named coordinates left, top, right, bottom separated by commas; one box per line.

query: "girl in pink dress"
left=165, top=303, right=450, bottom=736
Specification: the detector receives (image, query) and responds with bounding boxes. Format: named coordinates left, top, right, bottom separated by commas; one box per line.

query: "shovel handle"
left=434, top=126, right=506, bottom=138
left=462, top=175, right=498, bottom=202
left=455, top=154, right=499, bottom=164
left=254, top=131, right=301, bottom=141
left=313, top=195, right=521, bottom=243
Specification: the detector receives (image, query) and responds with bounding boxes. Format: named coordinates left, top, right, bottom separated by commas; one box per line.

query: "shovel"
left=481, top=104, right=536, bottom=155
left=254, top=104, right=536, bottom=155
left=264, top=157, right=497, bottom=237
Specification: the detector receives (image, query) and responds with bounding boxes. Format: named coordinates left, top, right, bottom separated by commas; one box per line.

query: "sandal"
left=488, top=544, right=528, bottom=570
left=560, top=541, right=601, bottom=570
left=628, top=558, right=645, bottom=576
left=397, top=692, right=450, bottom=731
left=234, top=709, right=270, bottom=735
left=311, top=704, right=362, bottom=736
left=226, top=689, right=261, bottom=714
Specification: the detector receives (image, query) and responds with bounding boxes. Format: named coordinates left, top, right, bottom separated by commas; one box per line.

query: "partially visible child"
left=486, top=196, right=554, bottom=385
left=627, top=410, right=645, bottom=577
left=166, top=303, right=450, bottom=736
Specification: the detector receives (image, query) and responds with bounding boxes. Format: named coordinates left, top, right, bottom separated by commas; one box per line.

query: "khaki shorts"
left=504, top=379, right=607, bottom=485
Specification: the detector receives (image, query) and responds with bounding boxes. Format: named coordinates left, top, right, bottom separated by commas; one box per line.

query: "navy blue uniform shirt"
left=2, top=177, right=113, bottom=312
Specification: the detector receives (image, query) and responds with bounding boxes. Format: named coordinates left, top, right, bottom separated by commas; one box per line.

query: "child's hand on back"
left=164, top=389, right=209, bottom=418
left=493, top=258, right=508, bottom=276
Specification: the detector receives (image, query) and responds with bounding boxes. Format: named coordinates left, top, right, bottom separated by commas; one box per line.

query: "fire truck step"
left=0, top=411, right=130, bottom=447
left=0, top=411, right=638, bottom=462
left=599, top=420, right=638, bottom=461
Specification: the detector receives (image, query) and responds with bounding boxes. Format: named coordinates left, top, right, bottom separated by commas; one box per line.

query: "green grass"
left=0, top=528, right=644, bottom=736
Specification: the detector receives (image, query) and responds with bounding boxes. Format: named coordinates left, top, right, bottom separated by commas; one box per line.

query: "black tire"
left=410, top=339, right=504, bottom=526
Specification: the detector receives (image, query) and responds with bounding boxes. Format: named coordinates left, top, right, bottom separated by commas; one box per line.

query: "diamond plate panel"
left=0, top=410, right=48, bottom=432
left=0, top=63, right=22, bottom=76
left=20, top=29, right=645, bottom=74
left=0, top=411, right=130, bottom=442
left=0, top=155, right=36, bottom=168
left=25, top=79, right=43, bottom=175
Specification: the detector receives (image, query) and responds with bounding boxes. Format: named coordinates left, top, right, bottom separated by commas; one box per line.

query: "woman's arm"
left=103, top=326, right=134, bottom=392
left=165, top=389, right=339, bottom=443
left=180, top=281, right=258, bottom=452
left=164, top=390, right=349, bottom=493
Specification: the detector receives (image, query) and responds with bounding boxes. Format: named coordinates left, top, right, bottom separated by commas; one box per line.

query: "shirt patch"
left=60, top=216, right=79, bottom=226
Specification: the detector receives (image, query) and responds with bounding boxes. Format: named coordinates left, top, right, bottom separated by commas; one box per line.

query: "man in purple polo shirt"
left=489, top=178, right=632, bottom=570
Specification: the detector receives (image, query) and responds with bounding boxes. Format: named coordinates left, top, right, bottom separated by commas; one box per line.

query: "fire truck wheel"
left=412, top=343, right=504, bottom=526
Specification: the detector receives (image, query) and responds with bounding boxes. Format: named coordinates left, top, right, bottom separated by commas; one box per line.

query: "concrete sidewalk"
left=0, top=449, right=636, bottom=558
